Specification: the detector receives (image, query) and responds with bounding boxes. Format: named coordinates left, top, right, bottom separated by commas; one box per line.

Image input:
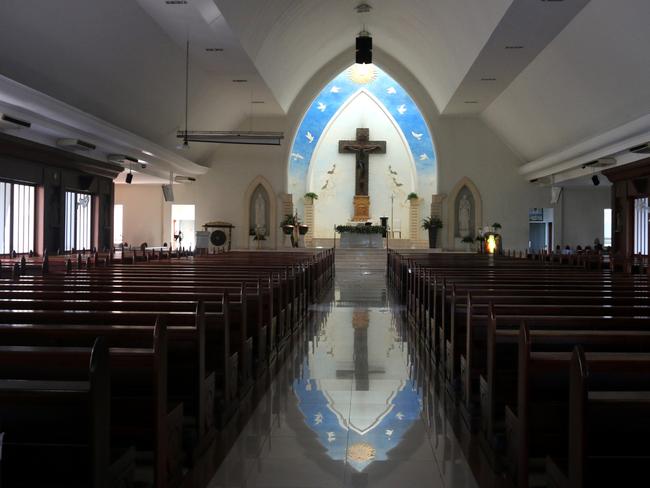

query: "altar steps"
left=334, top=249, right=387, bottom=273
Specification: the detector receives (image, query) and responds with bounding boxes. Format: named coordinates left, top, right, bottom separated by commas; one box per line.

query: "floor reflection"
left=209, top=270, right=480, bottom=488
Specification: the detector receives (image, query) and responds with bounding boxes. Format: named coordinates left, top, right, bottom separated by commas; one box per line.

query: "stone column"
left=304, top=196, right=315, bottom=247
left=409, top=198, right=421, bottom=241
left=430, top=194, right=445, bottom=220
left=280, top=193, right=294, bottom=249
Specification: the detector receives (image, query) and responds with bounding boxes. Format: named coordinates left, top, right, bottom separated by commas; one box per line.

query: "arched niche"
left=447, top=177, right=482, bottom=247
left=243, top=176, right=277, bottom=249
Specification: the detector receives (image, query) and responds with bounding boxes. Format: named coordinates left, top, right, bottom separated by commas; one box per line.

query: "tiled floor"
left=208, top=269, right=479, bottom=488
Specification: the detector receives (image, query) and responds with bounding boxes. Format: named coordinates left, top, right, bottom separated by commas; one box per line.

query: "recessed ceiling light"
left=464, top=101, right=479, bottom=104
left=480, top=77, right=497, bottom=81
left=232, top=79, right=248, bottom=83
left=505, top=45, right=524, bottom=49
left=142, top=150, right=154, bottom=156
left=205, top=48, right=224, bottom=52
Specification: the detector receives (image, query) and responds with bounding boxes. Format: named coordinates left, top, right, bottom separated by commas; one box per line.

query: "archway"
left=243, top=176, right=277, bottom=249
left=288, top=64, right=437, bottom=240
left=447, top=177, right=483, bottom=248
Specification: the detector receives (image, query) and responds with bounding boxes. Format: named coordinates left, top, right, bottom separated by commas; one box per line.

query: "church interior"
left=0, top=0, right=649, bottom=487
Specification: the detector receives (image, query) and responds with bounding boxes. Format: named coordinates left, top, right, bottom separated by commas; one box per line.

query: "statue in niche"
left=249, top=184, right=270, bottom=238
left=454, top=186, right=475, bottom=238
left=458, top=195, right=471, bottom=237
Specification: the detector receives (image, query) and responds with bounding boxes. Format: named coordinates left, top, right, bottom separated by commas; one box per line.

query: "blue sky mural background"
left=288, top=64, right=437, bottom=198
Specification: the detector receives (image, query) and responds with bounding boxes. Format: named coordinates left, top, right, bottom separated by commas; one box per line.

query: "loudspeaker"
left=78, top=175, right=94, bottom=190
left=355, top=35, right=372, bottom=64
left=125, top=172, right=133, bottom=184
left=550, top=186, right=562, bottom=204
left=592, top=175, right=600, bottom=186
left=162, top=184, right=174, bottom=202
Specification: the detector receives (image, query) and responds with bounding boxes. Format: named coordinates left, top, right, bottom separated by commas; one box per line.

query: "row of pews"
left=388, top=250, right=650, bottom=488
left=0, top=249, right=333, bottom=487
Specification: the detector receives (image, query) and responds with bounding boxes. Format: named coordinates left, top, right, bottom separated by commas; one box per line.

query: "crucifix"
left=339, top=128, right=386, bottom=221
left=339, top=128, right=387, bottom=196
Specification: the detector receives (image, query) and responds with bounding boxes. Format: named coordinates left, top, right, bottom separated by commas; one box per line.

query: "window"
left=0, top=181, right=35, bottom=255
left=64, top=191, right=92, bottom=251
left=634, top=199, right=648, bottom=255
left=603, top=208, right=612, bottom=247
left=171, top=204, right=195, bottom=250
left=114, top=204, right=124, bottom=245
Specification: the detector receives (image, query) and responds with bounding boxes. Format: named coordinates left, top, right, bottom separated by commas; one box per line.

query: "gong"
left=210, top=230, right=227, bottom=247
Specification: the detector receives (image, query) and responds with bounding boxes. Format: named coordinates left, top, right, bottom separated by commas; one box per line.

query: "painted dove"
left=306, top=131, right=314, bottom=144
left=386, top=86, right=397, bottom=95
left=411, top=131, right=423, bottom=141
left=317, top=102, right=327, bottom=112
left=397, top=104, right=407, bottom=115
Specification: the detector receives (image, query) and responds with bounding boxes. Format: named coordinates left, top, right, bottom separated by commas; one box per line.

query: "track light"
left=592, top=175, right=600, bottom=186
left=355, top=32, right=372, bottom=64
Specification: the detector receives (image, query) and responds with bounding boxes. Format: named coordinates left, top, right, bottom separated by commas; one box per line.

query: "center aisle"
left=209, top=263, right=479, bottom=488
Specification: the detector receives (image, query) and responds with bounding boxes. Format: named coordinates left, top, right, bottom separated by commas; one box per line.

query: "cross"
left=339, top=128, right=386, bottom=196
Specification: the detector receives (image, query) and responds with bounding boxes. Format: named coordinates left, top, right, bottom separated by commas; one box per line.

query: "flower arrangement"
left=335, top=225, right=385, bottom=234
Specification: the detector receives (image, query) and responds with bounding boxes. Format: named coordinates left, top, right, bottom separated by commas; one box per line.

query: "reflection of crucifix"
left=339, top=128, right=386, bottom=196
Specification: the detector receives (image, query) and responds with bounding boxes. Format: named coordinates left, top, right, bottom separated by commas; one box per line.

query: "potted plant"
left=304, top=192, right=318, bottom=203
left=492, top=222, right=502, bottom=233
left=280, top=214, right=296, bottom=235
left=461, top=235, right=474, bottom=252
left=248, top=228, right=256, bottom=247
left=475, top=235, right=485, bottom=253
left=421, top=216, right=443, bottom=249
left=407, top=192, right=419, bottom=202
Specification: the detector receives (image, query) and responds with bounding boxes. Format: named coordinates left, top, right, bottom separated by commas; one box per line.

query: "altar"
left=337, top=224, right=385, bottom=248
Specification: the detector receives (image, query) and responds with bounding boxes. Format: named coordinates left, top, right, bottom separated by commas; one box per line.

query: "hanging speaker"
left=162, top=184, right=174, bottom=202
left=355, top=35, right=372, bottom=64
left=592, top=175, right=600, bottom=186
left=125, top=173, right=133, bottom=184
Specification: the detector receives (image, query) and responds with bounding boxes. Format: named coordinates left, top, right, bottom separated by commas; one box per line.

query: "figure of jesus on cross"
left=339, top=128, right=386, bottom=196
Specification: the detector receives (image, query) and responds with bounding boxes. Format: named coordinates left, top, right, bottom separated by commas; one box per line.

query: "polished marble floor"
left=208, top=269, right=479, bottom=488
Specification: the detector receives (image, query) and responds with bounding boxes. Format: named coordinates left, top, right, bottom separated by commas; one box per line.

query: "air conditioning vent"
left=107, top=154, right=139, bottom=165
left=629, top=143, right=650, bottom=154
left=57, top=138, right=96, bottom=151
left=174, top=176, right=196, bottom=183
left=0, top=113, right=31, bottom=130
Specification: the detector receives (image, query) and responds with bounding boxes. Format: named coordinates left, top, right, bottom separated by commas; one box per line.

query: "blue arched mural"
left=288, top=64, right=437, bottom=201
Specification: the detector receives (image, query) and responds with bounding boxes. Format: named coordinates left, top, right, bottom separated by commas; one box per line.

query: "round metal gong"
left=210, top=230, right=227, bottom=247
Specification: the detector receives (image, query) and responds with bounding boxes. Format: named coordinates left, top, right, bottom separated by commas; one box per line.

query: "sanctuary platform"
left=339, top=231, right=384, bottom=248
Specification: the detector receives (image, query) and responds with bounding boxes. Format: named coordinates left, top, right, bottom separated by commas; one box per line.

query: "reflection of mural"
left=289, top=64, right=437, bottom=213
left=294, top=362, right=422, bottom=472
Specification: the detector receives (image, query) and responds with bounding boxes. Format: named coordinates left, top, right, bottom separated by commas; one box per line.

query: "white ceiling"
left=0, top=0, right=649, bottom=186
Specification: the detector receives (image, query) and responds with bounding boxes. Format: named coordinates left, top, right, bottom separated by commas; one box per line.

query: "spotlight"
left=592, top=175, right=600, bottom=186
left=126, top=172, right=133, bottom=184
left=355, top=33, right=372, bottom=64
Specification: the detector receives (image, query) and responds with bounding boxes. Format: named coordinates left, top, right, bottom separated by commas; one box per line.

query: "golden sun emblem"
left=347, top=442, right=376, bottom=463
left=348, top=64, right=377, bottom=84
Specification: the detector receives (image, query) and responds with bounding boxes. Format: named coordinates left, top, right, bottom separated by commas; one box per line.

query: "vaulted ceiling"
left=0, top=0, right=649, bottom=184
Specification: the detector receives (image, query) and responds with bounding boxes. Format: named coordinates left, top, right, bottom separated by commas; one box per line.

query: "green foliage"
left=335, top=225, right=385, bottom=235
left=407, top=192, right=419, bottom=200
left=492, top=222, right=502, bottom=230
left=461, top=235, right=474, bottom=243
left=280, top=214, right=298, bottom=227
left=304, top=192, right=319, bottom=200
left=421, top=216, right=443, bottom=230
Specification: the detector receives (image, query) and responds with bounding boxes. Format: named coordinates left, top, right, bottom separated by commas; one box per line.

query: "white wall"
left=558, top=187, right=610, bottom=248
left=114, top=185, right=164, bottom=247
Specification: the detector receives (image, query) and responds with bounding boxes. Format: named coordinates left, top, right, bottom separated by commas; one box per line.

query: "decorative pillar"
left=281, top=193, right=293, bottom=219
left=304, top=196, right=315, bottom=247
left=430, top=194, right=445, bottom=220
left=409, top=198, right=421, bottom=241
